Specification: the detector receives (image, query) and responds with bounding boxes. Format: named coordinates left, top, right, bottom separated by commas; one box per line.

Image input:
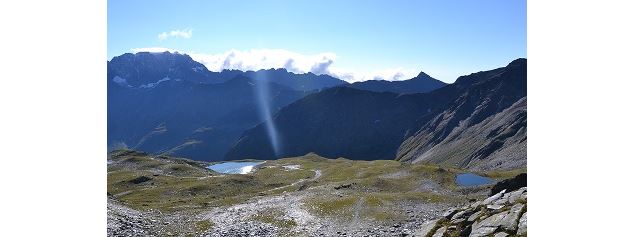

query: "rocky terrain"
left=108, top=197, right=157, bottom=236
left=411, top=182, right=527, bottom=237
left=107, top=150, right=523, bottom=236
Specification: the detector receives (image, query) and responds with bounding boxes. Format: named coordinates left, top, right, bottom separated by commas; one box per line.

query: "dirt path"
left=353, top=197, right=365, bottom=223
left=265, top=169, right=321, bottom=193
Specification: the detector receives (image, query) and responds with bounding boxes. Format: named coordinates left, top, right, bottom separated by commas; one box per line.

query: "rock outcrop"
left=411, top=187, right=527, bottom=237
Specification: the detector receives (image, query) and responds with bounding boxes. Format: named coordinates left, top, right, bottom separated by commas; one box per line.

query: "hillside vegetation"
left=107, top=150, right=511, bottom=236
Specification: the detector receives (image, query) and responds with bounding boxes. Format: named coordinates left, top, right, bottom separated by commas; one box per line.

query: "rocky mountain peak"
left=413, top=71, right=434, bottom=80
left=507, top=58, right=527, bottom=67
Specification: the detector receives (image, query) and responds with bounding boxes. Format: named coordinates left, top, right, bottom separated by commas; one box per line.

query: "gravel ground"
left=198, top=184, right=457, bottom=237
left=107, top=198, right=157, bottom=236
left=109, top=185, right=460, bottom=237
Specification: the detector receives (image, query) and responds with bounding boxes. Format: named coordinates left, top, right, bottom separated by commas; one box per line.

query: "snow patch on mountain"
left=139, top=77, right=172, bottom=89
left=112, top=76, right=132, bottom=87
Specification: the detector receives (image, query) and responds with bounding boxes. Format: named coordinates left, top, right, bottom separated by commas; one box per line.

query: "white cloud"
left=129, top=48, right=419, bottom=82
left=189, top=49, right=337, bottom=74
left=131, top=47, right=181, bottom=53
left=328, top=67, right=419, bottom=83
left=157, top=29, right=192, bottom=41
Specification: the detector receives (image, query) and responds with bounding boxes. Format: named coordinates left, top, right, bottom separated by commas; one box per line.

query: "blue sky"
left=108, top=0, right=526, bottom=83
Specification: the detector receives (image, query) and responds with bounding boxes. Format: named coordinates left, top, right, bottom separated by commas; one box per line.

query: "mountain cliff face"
left=227, top=59, right=526, bottom=170
left=396, top=59, right=527, bottom=170
left=225, top=87, right=442, bottom=160
left=107, top=52, right=225, bottom=87
left=107, top=52, right=349, bottom=90
left=346, top=72, right=447, bottom=94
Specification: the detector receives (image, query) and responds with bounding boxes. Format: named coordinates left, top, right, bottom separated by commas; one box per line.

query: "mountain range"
left=108, top=51, right=526, bottom=170
left=108, top=52, right=318, bottom=160
left=227, top=59, right=527, bottom=170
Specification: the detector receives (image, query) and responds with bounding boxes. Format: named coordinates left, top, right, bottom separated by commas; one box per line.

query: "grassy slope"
left=108, top=150, right=503, bottom=234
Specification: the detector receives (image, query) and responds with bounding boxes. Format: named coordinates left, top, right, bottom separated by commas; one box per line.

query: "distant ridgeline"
left=226, top=58, right=527, bottom=171
left=108, top=52, right=525, bottom=171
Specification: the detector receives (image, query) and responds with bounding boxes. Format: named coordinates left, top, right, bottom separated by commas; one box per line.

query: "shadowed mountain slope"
left=227, top=59, right=526, bottom=170
left=396, top=59, right=527, bottom=170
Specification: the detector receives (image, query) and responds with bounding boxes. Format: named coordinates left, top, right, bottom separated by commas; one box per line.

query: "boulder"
left=474, top=211, right=508, bottom=229
left=499, top=204, right=524, bottom=231
left=508, top=187, right=527, bottom=203
left=517, top=212, right=527, bottom=235
left=431, top=226, right=446, bottom=237
left=494, top=232, right=509, bottom=237
left=442, top=208, right=458, bottom=219
left=494, top=193, right=510, bottom=205
left=451, top=210, right=468, bottom=220
left=467, top=211, right=483, bottom=222
left=417, top=184, right=528, bottom=237
left=470, top=200, right=483, bottom=208
left=482, top=190, right=506, bottom=205
left=471, top=211, right=508, bottom=236
left=411, top=219, right=439, bottom=237
left=487, top=204, right=504, bottom=210
left=469, top=226, right=497, bottom=237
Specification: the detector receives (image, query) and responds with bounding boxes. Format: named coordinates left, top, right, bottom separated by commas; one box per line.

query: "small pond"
left=455, top=173, right=495, bottom=186
left=207, top=161, right=264, bottom=174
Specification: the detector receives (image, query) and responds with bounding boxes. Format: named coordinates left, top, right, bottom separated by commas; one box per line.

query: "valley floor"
left=107, top=150, right=521, bottom=236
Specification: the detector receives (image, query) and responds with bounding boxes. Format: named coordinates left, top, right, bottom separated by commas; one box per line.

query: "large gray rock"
left=469, top=226, right=497, bottom=237
left=451, top=210, right=469, bottom=220
left=471, top=211, right=508, bottom=237
left=474, top=211, right=508, bottom=229
left=517, top=212, right=527, bottom=235
left=467, top=210, right=483, bottom=222
left=442, top=208, right=458, bottom=219
left=425, top=187, right=528, bottom=237
left=411, top=219, right=439, bottom=237
left=494, top=232, right=509, bottom=237
left=500, top=203, right=525, bottom=231
left=482, top=189, right=506, bottom=205
left=494, top=193, right=511, bottom=205
left=508, top=187, right=527, bottom=203
left=432, top=226, right=446, bottom=237
left=470, top=200, right=483, bottom=208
